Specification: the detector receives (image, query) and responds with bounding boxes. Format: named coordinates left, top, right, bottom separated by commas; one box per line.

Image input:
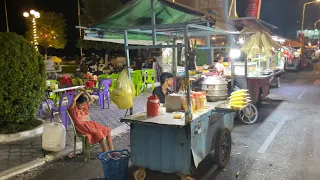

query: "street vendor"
left=215, top=55, right=225, bottom=75
left=68, top=88, right=115, bottom=152
left=152, top=72, right=173, bottom=103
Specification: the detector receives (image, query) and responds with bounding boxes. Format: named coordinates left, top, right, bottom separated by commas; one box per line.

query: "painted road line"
left=257, top=117, right=287, bottom=154
left=298, top=89, right=307, bottom=100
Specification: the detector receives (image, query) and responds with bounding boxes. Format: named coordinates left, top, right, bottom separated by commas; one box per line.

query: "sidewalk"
left=0, top=94, right=148, bottom=179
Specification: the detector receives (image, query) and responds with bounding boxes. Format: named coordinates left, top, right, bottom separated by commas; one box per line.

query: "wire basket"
left=98, top=149, right=131, bottom=180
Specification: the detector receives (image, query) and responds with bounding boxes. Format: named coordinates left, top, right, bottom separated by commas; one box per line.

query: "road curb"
left=0, top=126, right=130, bottom=180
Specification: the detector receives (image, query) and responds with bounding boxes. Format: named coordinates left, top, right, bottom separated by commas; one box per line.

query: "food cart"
left=82, top=0, right=259, bottom=179
left=226, top=18, right=284, bottom=106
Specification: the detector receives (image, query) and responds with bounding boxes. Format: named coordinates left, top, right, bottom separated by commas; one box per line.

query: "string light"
left=23, top=10, right=40, bottom=51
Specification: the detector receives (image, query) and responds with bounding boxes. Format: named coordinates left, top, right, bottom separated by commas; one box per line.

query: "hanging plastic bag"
left=111, top=69, right=135, bottom=109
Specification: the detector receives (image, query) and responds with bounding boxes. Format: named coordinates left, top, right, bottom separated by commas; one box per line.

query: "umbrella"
left=49, top=56, right=62, bottom=63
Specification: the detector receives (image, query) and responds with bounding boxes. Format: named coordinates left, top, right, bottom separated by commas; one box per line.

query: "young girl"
left=68, top=88, right=114, bottom=152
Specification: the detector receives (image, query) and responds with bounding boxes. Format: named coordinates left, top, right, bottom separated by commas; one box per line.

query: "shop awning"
left=83, top=0, right=240, bottom=45
left=231, top=17, right=278, bottom=34
left=283, top=40, right=303, bottom=48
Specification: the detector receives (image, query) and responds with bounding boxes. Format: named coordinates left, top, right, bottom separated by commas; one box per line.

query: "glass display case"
left=233, top=62, right=258, bottom=76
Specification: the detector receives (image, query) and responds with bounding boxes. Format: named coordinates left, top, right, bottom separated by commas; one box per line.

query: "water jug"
left=42, top=122, right=66, bottom=152
left=147, top=95, right=160, bottom=116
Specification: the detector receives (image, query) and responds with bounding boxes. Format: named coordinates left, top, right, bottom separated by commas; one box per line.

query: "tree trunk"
left=44, top=46, right=48, bottom=60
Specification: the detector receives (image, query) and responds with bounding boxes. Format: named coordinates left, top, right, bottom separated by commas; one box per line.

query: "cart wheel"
left=133, top=168, right=146, bottom=180
left=214, top=128, right=232, bottom=168
left=238, top=103, right=258, bottom=125
left=276, top=77, right=281, bottom=88
left=177, top=173, right=194, bottom=180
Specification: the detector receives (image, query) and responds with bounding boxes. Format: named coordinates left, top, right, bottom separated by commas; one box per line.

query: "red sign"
left=245, top=0, right=262, bottom=18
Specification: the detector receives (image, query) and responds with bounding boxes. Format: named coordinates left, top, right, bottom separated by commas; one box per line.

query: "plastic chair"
left=72, top=78, right=83, bottom=86
left=60, top=76, right=74, bottom=92
left=142, top=69, right=156, bottom=93
left=91, top=79, right=112, bottom=110
left=46, top=80, right=60, bottom=103
left=108, top=73, right=120, bottom=92
left=67, top=111, right=93, bottom=161
left=131, top=71, right=145, bottom=96
left=50, top=92, right=77, bottom=128
left=98, top=74, right=109, bottom=79
left=38, top=99, right=53, bottom=117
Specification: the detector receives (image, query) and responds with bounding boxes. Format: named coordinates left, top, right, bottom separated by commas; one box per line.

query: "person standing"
left=215, top=55, right=225, bottom=75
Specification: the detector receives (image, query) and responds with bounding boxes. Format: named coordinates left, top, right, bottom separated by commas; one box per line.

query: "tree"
left=77, top=0, right=123, bottom=55
left=25, top=11, right=67, bottom=57
left=0, top=32, right=46, bottom=134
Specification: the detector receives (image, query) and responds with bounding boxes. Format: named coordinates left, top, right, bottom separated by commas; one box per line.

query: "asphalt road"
left=11, top=71, right=320, bottom=180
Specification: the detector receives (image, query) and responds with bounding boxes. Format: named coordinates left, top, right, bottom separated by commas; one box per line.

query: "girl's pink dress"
left=68, top=103, right=111, bottom=144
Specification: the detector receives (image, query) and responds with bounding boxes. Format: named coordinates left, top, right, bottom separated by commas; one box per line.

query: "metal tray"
left=215, top=101, right=249, bottom=112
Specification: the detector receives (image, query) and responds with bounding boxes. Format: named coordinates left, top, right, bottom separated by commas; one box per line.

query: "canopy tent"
left=83, top=0, right=241, bottom=45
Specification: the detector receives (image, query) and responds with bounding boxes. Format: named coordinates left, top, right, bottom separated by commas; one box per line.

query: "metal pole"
left=151, top=0, right=156, bottom=46
left=301, top=1, right=319, bottom=31
left=206, top=22, right=211, bottom=65
left=231, top=56, right=235, bottom=91
left=124, top=30, right=133, bottom=115
left=184, top=25, right=191, bottom=109
left=302, top=3, right=307, bottom=31
left=172, top=38, right=177, bottom=92
left=4, top=0, right=9, bottom=32
left=78, top=0, right=83, bottom=56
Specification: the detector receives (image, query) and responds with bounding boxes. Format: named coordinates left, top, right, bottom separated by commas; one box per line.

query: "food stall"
left=82, top=0, right=259, bottom=179
left=226, top=17, right=284, bottom=106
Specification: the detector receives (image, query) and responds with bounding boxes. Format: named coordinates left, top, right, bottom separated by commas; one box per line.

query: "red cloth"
left=68, top=103, right=111, bottom=144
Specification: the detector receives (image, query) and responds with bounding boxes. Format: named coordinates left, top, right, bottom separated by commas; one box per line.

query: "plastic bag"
left=111, top=69, right=136, bottom=109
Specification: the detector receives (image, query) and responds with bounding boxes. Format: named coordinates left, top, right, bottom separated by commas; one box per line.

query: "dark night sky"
left=0, top=0, right=319, bottom=56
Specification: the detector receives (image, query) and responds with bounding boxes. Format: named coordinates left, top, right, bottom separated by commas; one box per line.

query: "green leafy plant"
left=25, top=11, right=67, bottom=57
left=0, top=32, right=46, bottom=134
left=196, top=49, right=208, bottom=66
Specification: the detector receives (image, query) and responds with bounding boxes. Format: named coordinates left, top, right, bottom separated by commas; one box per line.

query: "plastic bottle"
left=194, top=93, right=201, bottom=111
left=181, top=96, right=187, bottom=111
left=202, top=92, right=207, bottom=108
left=190, top=95, right=196, bottom=112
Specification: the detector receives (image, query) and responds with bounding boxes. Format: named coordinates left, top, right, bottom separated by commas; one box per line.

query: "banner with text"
left=245, top=0, right=262, bottom=18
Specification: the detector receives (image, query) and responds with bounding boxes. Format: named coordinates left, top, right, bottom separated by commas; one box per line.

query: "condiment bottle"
left=181, top=96, right=187, bottom=111
left=190, top=95, right=196, bottom=112
left=202, top=92, right=207, bottom=108
left=194, top=92, right=201, bottom=110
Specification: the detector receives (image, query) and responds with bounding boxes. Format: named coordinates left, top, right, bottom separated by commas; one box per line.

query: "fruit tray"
left=215, top=101, right=248, bottom=112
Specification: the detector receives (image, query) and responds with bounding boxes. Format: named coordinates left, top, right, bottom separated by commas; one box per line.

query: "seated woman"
left=68, top=88, right=114, bottom=152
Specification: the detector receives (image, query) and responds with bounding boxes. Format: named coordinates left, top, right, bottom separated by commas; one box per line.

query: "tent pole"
left=124, top=29, right=133, bottom=115
left=172, top=38, right=177, bottom=92
left=184, top=25, right=191, bottom=109
left=151, top=0, right=156, bottom=46
left=206, top=22, right=211, bottom=65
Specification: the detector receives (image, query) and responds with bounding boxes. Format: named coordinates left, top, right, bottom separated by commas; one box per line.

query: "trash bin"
left=98, top=149, right=131, bottom=180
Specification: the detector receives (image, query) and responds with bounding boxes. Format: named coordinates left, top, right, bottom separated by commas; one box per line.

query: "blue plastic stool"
left=99, top=149, right=131, bottom=180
